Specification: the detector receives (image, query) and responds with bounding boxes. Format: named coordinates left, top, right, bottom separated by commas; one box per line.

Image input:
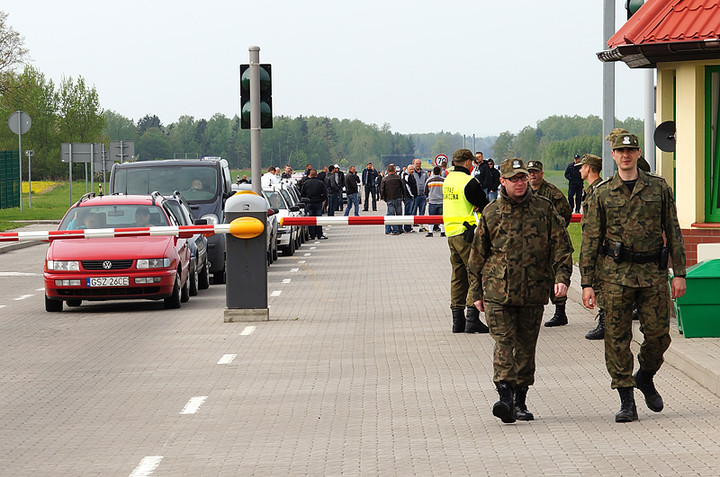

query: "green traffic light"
left=240, top=66, right=271, bottom=93
left=241, top=101, right=272, bottom=128
left=626, top=0, right=644, bottom=18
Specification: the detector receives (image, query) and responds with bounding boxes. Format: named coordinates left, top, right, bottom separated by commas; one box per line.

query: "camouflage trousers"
left=602, top=280, right=672, bottom=389
left=485, top=303, right=544, bottom=387
left=447, top=234, right=477, bottom=308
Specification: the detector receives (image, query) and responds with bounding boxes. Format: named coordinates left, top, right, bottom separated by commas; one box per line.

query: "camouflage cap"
left=452, top=148, right=474, bottom=165
left=526, top=160, right=543, bottom=171
left=500, top=158, right=529, bottom=178
left=579, top=154, right=602, bottom=170
left=605, top=127, right=629, bottom=141
left=611, top=133, right=640, bottom=150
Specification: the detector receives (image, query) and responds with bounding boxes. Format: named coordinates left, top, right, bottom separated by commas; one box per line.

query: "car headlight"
left=201, top=214, right=219, bottom=225
left=47, top=260, right=80, bottom=271
left=137, top=258, right=170, bottom=269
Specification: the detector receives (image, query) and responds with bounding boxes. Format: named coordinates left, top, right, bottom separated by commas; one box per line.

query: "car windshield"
left=264, top=191, right=287, bottom=209
left=59, top=204, right=169, bottom=230
left=113, top=165, right=218, bottom=203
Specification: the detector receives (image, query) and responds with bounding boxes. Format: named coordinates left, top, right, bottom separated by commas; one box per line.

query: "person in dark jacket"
left=401, top=164, right=417, bottom=233
left=482, top=158, right=501, bottom=201
left=362, top=162, right=380, bottom=211
left=325, top=165, right=342, bottom=216
left=300, top=169, right=328, bottom=240
left=380, top=165, right=406, bottom=235
left=344, top=166, right=361, bottom=216
left=565, top=154, right=584, bottom=213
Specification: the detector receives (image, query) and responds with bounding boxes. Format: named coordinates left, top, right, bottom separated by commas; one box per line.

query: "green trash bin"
left=673, top=259, right=720, bottom=338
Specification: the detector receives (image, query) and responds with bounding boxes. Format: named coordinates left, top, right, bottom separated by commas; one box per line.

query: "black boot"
left=615, top=387, right=638, bottom=423
left=634, top=369, right=664, bottom=412
left=514, top=386, right=534, bottom=421
left=451, top=308, right=465, bottom=333
left=493, top=382, right=516, bottom=423
left=465, top=306, right=489, bottom=333
left=585, top=309, right=605, bottom=340
left=544, top=304, right=568, bottom=327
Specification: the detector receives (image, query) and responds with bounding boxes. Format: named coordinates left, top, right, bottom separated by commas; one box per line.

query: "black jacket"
left=345, top=172, right=360, bottom=194
left=301, top=178, right=328, bottom=203
left=565, top=162, right=583, bottom=187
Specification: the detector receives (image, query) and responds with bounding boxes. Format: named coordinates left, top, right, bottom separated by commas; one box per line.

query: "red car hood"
left=47, top=236, right=175, bottom=260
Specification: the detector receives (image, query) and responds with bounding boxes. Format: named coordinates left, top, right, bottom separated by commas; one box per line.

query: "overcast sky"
left=5, top=0, right=647, bottom=137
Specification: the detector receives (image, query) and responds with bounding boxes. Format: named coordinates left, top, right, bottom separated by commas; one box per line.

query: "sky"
left=4, top=0, right=648, bottom=137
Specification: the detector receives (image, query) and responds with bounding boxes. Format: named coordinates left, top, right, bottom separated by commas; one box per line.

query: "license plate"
left=87, top=276, right=129, bottom=287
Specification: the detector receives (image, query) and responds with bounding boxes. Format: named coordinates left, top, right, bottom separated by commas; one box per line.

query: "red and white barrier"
left=0, top=214, right=582, bottom=243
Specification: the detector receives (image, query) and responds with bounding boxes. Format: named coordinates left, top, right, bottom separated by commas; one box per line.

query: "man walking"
left=424, top=166, right=445, bottom=237
left=380, top=165, right=405, bottom=235
left=344, top=165, right=361, bottom=216
left=442, top=149, right=489, bottom=334
left=565, top=154, right=584, bottom=213
left=411, top=159, right=429, bottom=232
left=362, top=162, right=379, bottom=211
left=580, top=133, right=686, bottom=423
left=526, top=160, right=573, bottom=327
left=469, top=158, right=573, bottom=424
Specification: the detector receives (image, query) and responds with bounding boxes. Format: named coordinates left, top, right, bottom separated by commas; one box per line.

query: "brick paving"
left=1, top=213, right=720, bottom=475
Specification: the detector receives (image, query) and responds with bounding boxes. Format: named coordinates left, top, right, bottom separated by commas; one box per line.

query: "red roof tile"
left=608, top=0, right=720, bottom=48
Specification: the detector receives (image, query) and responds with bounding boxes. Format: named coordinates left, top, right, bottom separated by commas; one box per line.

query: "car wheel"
left=164, top=273, right=182, bottom=309
left=198, top=259, right=210, bottom=290
left=189, top=263, right=199, bottom=296
left=45, top=295, right=63, bottom=312
left=181, top=272, right=190, bottom=303
left=66, top=299, right=82, bottom=307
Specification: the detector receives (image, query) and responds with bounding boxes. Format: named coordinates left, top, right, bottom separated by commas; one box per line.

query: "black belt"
left=599, top=245, right=661, bottom=264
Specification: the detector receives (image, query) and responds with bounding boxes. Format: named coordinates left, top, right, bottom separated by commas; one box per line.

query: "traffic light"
left=240, top=64, right=273, bottom=129
left=626, top=0, right=644, bottom=19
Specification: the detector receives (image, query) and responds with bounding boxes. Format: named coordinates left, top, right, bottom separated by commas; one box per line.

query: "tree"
left=0, top=11, right=29, bottom=94
left=136, top=114, right=162, bottom=136
left=431, top=138, right=450, bottom=156
left=103, top=110, right=137, bottom=141
left=492, top=131, right=516, bottom=160
left=56, top=75, right=105, bottom=142
left=137, top=128, right=170, bottom=160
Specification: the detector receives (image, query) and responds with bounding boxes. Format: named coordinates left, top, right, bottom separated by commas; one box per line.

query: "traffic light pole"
left=249, top=46, right=262, bottom=195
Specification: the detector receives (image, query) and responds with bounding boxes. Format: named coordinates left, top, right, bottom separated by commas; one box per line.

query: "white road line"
left=240, top=326, right=256, bottom=336
left=0, top=305, right=6, bottom=309
left=290, top=268, right=299, bottom=272
left=303, top=253, right=311, bottom=256
left=129, top=455, right=163, bottom=476
left=310, top=246, right=317, bottom=250
left=271, top=290, right=282, bottom=297
left=0, top=272, right=41, bottom=277
left=282, top=279, right=291, bottom=283
left=14, top=294, right=33, bottom=301
left=36, top=288, right=45, bottom=291
left=217, top=354, right=237, bottom=364
left=298, top=260, right=306, bottom=264
left=180, top=396, right=208, bottom=415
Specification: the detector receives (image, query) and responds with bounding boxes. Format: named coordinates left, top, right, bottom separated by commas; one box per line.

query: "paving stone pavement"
left=1, top=211, right=720, bottom=476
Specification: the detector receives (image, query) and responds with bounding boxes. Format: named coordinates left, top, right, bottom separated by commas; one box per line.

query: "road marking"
left=240, top=326, right=256, bottom=336
left=271, top=290, right=282, bottom=297
left=0, top=272, right=41, bottom=277
left=0, top=305, right=6, bottom=309
left=310, top=246, right=317, bottom=250
left=298, top=260, right=306, bottom=264
left=35, top=288, right=44, bottom=291
left=180, top=396, right=208, bottom=415
left=303, top=253, right=311, bottom=256
left=130, top=455, right=163, bottom=476
left=14, top=294, right=33, bottom=301
left=290, top=268, right=299, bottom=272
left=217, top=354, right=237, bottom=364
left=282, top=279, right=291, bottom=283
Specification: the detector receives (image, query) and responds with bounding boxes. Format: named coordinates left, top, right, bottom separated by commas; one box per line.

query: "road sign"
left=8, top=111, right=31, bottom=135
left=109, top=141, right=135, bottom=163
left=434, top=154, right=449, bottom=167
left=61, top=143, right=108, bottom=164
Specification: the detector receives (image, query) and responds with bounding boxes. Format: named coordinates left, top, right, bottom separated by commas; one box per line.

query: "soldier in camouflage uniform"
left=469, top=158, right=573, bottom=424
left=578, top=154, right=606, bottom=340
left=606, top=128, right=651, bottom=172
left=526, top=160, right=573, bottom=327
left=580, top=133, right=687, bottom=423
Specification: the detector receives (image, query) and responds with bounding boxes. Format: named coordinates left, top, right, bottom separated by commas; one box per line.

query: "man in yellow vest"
left=443, top=149, right=490, bottom=333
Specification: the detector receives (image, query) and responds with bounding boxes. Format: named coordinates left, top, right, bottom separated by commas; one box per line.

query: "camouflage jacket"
left=579, top=170, right=687, bottom=288
left=580, top=177, right=603, bottom=230
left=533, top=180, right=572, bottom=227
left=468, top=189, right=573, bottom=305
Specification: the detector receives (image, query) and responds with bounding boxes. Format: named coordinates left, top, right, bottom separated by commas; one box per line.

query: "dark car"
left=162, top=192, right=210, bottom=295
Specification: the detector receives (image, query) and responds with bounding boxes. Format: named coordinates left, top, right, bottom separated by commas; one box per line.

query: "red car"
left=44, top=193, right=192, bottom=312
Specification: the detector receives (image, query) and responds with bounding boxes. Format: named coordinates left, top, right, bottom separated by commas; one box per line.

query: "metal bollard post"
left=223, top=191, right=269, bottom=322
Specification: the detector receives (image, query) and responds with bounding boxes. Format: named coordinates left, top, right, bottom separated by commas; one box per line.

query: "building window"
left=705, top=66, right=720, bottom=222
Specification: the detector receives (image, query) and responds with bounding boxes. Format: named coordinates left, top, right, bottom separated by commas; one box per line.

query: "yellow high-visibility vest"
left=442, top=170, right=477, bottom=237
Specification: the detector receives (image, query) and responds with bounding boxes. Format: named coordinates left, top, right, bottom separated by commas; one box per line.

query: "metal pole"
left=644, top=70, right=656, bottom=171
left=90, top=144, right=95, bottom=194
left=17, top=113, right=23, bottom=212
left=27, top=150, right=32, bottom=208
left=84, top=161, right=88, bottom=193
left=602, top=0, right=616, bottom=179
left=249, top=46, right=262, bottom=195
left=472, top=134, right=476, bottom=153
left=69, top=144, right=73, bottom=206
